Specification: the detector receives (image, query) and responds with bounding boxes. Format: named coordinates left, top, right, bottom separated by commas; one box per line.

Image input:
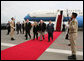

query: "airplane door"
left=56, top=11, right=63, bottom=31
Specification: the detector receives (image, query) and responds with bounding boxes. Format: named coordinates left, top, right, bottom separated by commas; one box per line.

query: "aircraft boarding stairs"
left=54, top=11, right=63, bottom=31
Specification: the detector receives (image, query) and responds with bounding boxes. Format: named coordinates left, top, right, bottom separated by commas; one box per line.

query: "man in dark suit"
left=7, top=21, right=11, bottom=35
left=16, top=22, right=22, bottom=34
left=38, top=20, right=46, bottom=41
left=47, top=20, right=54, bottom=42
left=25, top=19, right=32, bottom=40
left=22, top=21, right=25, bottom=34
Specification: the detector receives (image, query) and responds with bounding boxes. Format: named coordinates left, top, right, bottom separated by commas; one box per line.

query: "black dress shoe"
left=36, top=38, right=38, bottom=40
left=25, top=38, right=28, bottom=40
left=48, top=40, right=50, bottom=42
left=66, top=38, right=70, bottom=40
left=68, top=55, right=76, bottom=60
left=68, top=44, right=71, bottom=46
left=11, top=38, right=15, bottom=40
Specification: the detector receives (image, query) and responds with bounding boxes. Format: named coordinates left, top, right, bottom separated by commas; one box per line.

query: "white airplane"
left=24, top=9, right=83, bottom=31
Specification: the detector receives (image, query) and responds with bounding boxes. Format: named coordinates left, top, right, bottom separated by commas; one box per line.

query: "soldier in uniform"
left=68, top=13, right=78, bottom=60
left=10, top=17, right=15, bottom=40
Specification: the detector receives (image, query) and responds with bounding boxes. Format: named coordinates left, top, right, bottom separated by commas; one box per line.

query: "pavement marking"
left=1, top=43, right=16, bottom=47
left=45, top=48, right=83, bottom=56
left=1, top=43, right=83, bottom=56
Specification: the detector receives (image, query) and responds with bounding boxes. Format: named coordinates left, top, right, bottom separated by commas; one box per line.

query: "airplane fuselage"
left=24, top=9, right=83, bottom=28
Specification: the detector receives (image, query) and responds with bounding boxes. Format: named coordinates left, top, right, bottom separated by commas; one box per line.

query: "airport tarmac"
left=1, top=29, right=83, bottom=60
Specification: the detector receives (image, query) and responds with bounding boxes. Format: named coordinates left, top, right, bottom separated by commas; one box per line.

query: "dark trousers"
left=33, top=32, right=38, bottom=39
left=48, top=32, right=53, bottom=41
left=7, top=28, right=10, bottom=35
left=17, top=29, right=22, bottom=34
left=26, top=31, right=31, bottom=39
left=65, top=29, right=69, bottom=39
left=22, top=28, right=24, bottom=34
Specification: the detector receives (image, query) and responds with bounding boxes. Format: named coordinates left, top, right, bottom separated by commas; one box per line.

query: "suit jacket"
left=38, top=23, right=46, bottom=32
left=25, top=22, right=32, bottom=32
left=7, top=23, right=10, bottom=29
left=22, top=23, right=24, bottom=29
left=16, top=23, right=21, bottom=30
left=33, top=25, right=39, bottom=33
left=47, top=23, right=54, bottom=33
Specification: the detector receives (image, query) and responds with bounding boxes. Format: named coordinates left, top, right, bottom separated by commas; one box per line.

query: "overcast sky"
left=1, top=1, right=83, bottom=23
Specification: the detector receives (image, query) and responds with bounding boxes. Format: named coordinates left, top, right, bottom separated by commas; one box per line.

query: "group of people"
left=7, top=18, right=54, bottom=42
left=6, top=12, right=78, bottom=60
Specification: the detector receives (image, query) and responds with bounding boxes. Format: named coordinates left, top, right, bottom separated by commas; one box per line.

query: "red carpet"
left=1, top=32, right=62, bottom=60
left=56, top=15, right=62, bottom=31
